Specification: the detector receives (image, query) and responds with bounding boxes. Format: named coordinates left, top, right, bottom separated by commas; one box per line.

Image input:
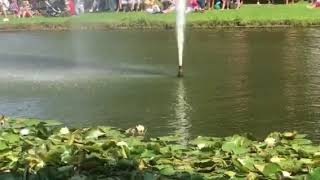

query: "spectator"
left=116, top=0, right=122, bottom=11
left=0, top=0, right=9, bottom=21
left=257, top=0, right=272, bottom=5
left=231, top=0, right=241, bottom=9
left=9, top=0, right=20, bottom=18
left=20, top=0, right=33, bottom=17
left=214, top=0, right=221, bottom=9
left=286, top=0, right=294, bottom=4
left=144, top=0, right=160, bottom=13
left=89, top=0, right=100, bottom=12
left=65, top=0, right=76, bottom=15
left=221, top=0, right=230, bottom=10
left=162, top=0, right=175, bottom=13
left=161, top=0, right=171, bottom=10
left=186, top=0, right=199, bottom=13
left=75, top=0, right=84, bottom=14
left=119, top=0, right=129, bottom=11
left=106, top=0, right=117, bottom=11
left=207, top=0, right=214, bottom=10
left=197, top=0, right=205, bottom=10
left=131, top=0, right=141, bottom=11
left=308, top=0, right=320, bottom=8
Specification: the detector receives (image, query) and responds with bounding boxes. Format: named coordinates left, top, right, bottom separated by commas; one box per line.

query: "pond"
left=0, top=29, right=320, bottom=141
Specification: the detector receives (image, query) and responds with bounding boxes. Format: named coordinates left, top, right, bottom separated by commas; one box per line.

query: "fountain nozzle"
left=177, top=65, right=183, bottom=77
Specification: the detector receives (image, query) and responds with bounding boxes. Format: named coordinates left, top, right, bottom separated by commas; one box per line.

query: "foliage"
left=0, top=118, right=320, bottom=179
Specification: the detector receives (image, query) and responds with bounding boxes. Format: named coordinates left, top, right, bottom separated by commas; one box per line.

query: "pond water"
left=1, top=29, right=320, bottom=141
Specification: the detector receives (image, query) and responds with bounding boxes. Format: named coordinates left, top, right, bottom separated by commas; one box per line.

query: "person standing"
left=75, top=0, right=84, bottom=14
left=221, top=0, right=230, bottom=10
left=0, top=0, right=9, bottom=21
left=197, top=0, right=205, bottom=10
left=65, top=0, right=76, bottom=15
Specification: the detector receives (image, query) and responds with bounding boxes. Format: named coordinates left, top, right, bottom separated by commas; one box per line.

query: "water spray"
left=176, top=0, right=186, bottom=78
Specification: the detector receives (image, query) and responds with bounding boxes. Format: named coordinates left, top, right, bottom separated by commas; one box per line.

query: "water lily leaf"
left=307, top=167, right=320, bottom=180
left=295, top=145, right=320, bottom=158
left=144, top=172, right=158, bottom=180
left=233, top=156, right=256, bottom=172
left=99, top=126, right=125, bottom=138
left=225, top=171, right=236, bottom=178
left=282, top=131, right=297, bottom=140
left=223, top=143, right=248, bottom=155
left=277, top=159, right=302, bottom=173
left=299, top=158, right=314, bottom=165
left=70, top=175, right=87, bottom=180
left=295, top=134, right=308, bottom=139
left=222, top=135, right=251, bottom=155
left=193, top=159, right=214, bottom=168
left=257, top=163, right=281, bottom=178
left=61, top=148, right=73, bottom=164
left=117, top=159, right=137, bottom=169
left=155, top=135, right=183, bottom=143
left=84, top=128, right=105, bottom=140
left=246, top=172, right=259, bottom=180
left=4, top=133, right=20, bottom=144
left=159, top=146, right=172, bottom=156
left=21, top=119, right=41, bottom=127
left=140, top=150, right=156, bottom=158
left=0, top=141, right=8, bottom=150
left=159, top=166, right=175, bottom=176
left=44, top=120, right=63, bottom=126
left=189, top=136, right=222, bottom=148
left=290, top=138, right=313, bottom=146
left=125, top=137, right=143, bottom=146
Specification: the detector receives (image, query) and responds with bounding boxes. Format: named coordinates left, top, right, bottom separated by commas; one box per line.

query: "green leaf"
left=4, top=133, right=20, bottom=143
left=233, top=156, right=256, bottom=172
left=0, top=141, right=8, bottom=150
left=155, top=135, right=183, bottom=143
left=143, top=172, right=158, bottom=180
left=193, top=159, right=215, bottom=168
left=84, top=128, right=105, bottom=140
left=159, top=166, right=176, bottom=176
left=277, top=159, right=302, bottom=173
left=225, top=171, right=236, bottom=178
left=222, top=135, right=251, bottom=155
left=21, top=119, right=41, bottom=127
left=44, top=120, right=63, bottom=126
left=262, top=163, right=281, bottom=178
left=307, top=167, right=320, bottom=180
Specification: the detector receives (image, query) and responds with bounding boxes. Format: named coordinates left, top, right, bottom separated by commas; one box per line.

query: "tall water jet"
left=176, top=0, right=186, bottom=77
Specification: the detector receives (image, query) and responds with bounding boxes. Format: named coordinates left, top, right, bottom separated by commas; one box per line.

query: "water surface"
left=1, top=29, right=320, bottom=141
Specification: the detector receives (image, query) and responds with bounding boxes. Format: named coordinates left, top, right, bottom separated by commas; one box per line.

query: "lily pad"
left=308, top=167, right=320, bottom=180
left=222, top=135, right=251, bottom=155
left=4, top=133, right=20, bottom=144
left=159, top=165, right=176, bottom=176
left=0, top=141, right=8, bottom=150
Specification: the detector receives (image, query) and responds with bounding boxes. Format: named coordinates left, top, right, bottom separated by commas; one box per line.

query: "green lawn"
left=1, top=2, right=320, bottom=30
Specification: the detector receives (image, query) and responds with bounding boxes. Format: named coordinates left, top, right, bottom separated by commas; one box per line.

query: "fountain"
left=176, top=0, right=187, bottom=77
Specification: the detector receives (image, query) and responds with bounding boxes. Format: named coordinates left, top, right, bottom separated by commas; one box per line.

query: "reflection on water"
left=169, top=80, right=191, bottom=144
left=305, top=28, right=320, bottom=139
left=1, top=30, right=320, bottom=141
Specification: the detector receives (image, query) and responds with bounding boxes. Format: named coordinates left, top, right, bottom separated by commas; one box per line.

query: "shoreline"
left=1, top=23, right=320, bottom=32
left=1, top=4, right=320, bottom=31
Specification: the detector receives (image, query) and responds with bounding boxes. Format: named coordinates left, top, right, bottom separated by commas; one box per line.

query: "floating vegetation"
left=0, top=117, right=320, bottom=179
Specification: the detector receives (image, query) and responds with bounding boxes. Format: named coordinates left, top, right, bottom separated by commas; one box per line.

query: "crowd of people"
left=0, top=0, right=318, bottom=21
left=0, top=0, right=33, bottom=21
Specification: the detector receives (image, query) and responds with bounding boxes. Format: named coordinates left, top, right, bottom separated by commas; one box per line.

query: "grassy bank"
left=0, top=117, right=320, bottom=179
left=1, top=3, right=320, bottom=30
